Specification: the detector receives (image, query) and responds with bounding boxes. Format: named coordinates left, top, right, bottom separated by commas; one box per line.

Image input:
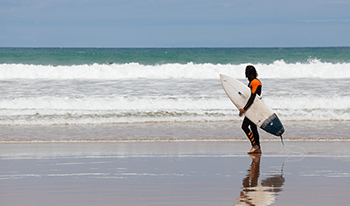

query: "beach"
left=1, top=121, right=350, bottom=206
left=1, top=47, right=350, bottom=205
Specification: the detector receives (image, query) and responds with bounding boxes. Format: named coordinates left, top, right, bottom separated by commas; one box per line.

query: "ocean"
left=0, top=47, right=349, bottom=142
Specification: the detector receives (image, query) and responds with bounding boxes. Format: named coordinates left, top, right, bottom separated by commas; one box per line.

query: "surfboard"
left=220, top=74, right=284, bottom=137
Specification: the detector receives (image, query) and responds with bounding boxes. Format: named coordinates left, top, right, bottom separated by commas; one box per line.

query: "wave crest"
left=0, top=60, right=349, bottom=79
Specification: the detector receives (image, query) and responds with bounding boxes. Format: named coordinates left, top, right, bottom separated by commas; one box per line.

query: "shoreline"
left=1, top=141, right=349, bottom=206
left=1, top=141, right=350, bottom=157
left=1, top=137, right=350, bottom=143
left=0, top=121, right=349, bottom=142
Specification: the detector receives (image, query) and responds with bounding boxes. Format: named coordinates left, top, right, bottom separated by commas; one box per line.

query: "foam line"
left=1, top=60, right=350, bottom=79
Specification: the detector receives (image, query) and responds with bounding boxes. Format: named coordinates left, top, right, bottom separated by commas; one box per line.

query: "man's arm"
left=239, top=80, right=261, bottom=116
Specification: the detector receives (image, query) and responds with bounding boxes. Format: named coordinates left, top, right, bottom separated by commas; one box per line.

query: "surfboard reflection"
left=233, top=154, right=285, bottom=206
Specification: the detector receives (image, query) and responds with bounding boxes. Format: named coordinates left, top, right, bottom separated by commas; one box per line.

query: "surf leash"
left=280, top=135, right=308, bottom=154
left=280, top=135, right=285, bottom=146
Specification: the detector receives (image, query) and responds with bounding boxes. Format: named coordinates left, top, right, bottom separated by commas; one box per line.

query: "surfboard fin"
left=280, top=135, right=285, bottom=146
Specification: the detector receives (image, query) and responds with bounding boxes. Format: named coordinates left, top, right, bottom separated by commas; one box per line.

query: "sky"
left=1, top=0, right=349, bottom=47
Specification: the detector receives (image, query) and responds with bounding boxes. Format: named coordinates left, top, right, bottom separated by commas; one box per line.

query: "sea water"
left=0, top=47, right=349, bottom=141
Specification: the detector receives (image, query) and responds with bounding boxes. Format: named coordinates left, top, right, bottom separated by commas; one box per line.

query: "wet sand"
left=0, top=140, right=350, bottom=206
left=0, top=121, right=350, bottom=205
left=1, top=121, right=350, bottom=142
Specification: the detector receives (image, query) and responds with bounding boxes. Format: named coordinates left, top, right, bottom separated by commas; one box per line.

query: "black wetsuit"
left=242, top=78, right=262, bottom=148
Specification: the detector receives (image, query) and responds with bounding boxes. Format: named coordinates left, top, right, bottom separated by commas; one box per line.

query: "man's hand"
left=239, top=108, right=246, bottom=117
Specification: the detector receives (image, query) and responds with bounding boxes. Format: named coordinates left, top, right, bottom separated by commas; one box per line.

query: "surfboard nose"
left=219, top=74, right=227, bottom=81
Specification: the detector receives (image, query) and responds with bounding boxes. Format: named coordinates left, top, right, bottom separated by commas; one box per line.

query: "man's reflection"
left=233, top=154, right=285, bottom=206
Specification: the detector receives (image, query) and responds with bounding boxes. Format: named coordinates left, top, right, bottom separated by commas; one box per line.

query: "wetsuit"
left=242, top=78, right=262, bottom=148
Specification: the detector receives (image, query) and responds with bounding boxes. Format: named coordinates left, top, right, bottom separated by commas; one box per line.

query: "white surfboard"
left=220, top=74, right=284, bottom=136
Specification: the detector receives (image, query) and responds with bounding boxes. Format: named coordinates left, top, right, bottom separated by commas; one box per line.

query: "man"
left=239, top=65, right=262, bottom=154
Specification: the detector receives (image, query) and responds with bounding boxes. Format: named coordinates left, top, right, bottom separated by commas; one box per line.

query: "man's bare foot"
left=248, top=153, right=261, bottom=163
left=247, top=145, right=262, bottom=154
left=248, top=153, right=261, bottom=159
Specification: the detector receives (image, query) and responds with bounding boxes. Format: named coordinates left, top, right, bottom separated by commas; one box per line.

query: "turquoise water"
left=1, top=47, right=350, bottom=65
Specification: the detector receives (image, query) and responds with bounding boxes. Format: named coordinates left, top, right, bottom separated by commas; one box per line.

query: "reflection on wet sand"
left=233, top=154, right=285, bottom=206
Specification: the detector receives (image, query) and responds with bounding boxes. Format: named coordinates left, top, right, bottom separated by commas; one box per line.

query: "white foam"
left=0, top=96, right=230, bottom=111
left=0, top=95, right=349, bottom=125
left=1, top=60, right=349, bottom=79
left=265, top=96, right=350, bottom=110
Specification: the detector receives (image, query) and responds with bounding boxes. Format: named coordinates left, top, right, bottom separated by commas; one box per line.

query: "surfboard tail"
left=260, top=113, right=285, bottom=136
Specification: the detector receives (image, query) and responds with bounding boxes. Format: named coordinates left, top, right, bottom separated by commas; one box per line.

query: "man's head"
left=245, top=65, right=258, bottom=81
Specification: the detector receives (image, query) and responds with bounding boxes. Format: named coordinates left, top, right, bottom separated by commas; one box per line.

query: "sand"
left=0, top=121, right=350, bottom=205
left=0, top=141, right=349, bottom=206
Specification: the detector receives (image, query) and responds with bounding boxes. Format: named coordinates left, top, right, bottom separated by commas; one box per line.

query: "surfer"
left=239, top=65, right=262, bottom=154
